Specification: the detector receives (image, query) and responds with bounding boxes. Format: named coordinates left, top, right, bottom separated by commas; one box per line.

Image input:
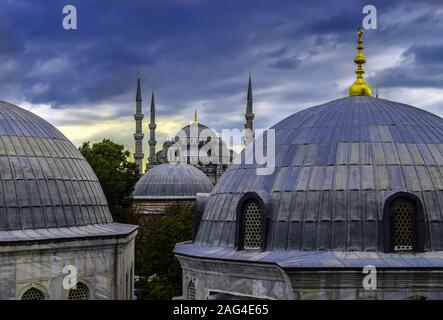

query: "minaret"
left=133, top=73, right=144, bottom=174
left=148, top=91, right=157, bottom=167
left=244, top=72, right=254, bottom=145
left=349, top=28, right=372, bottom=96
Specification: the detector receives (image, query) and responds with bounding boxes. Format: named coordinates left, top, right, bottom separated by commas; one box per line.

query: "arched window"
left=21, top=287, right=45, bottom=300
left=67, top=282, right=90, bottom=300
left=383, top=193, right=424, bottom=252
left=242, top=200, right=262, bottom=249
left=392, top=198, right=414, bottom=251
left=188, top=281, right=196, bottom=300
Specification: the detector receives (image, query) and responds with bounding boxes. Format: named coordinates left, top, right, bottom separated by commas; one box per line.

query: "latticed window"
left=243, top=201, right=262, bottom=249
left=188, top=281, right=196, bottom=300
left=393, top=199, right=413, bottom=251
left=21, top=287, right=45, bottom=300
left=68, top=282, right=90, bottom=300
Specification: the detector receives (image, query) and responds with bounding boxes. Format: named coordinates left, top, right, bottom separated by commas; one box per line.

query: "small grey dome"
left=0, top=100, right=113, bottom=231
left=195, top=96, right=443, bottom=251
left=134, top=163, right=214, bottom=199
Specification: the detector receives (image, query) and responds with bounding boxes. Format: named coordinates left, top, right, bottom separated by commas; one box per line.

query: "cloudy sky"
left=0, top=0, right=442, bottom=161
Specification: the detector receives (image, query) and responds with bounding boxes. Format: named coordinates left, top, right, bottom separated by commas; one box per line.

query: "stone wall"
left=0, top=232, right=136, bottom=300
left=175, top=254, right=443, bottom=300
left=287, top=269, right=443, bottom=300
left=176, top=255, right=293, bottom=300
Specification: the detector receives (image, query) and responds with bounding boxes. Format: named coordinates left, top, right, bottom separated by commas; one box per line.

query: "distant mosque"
left=132, top=73, right=256, bottom=216
left=132, top=74, right=255, bottom=183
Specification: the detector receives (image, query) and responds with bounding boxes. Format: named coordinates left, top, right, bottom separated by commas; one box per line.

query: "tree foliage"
left=132, top=203, right=195, bottom=300
left=79, top=139, right=140, bottom=221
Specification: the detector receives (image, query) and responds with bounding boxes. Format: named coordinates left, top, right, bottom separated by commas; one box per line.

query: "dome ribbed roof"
left=0, top=100, right=113, bottom=231
left=195, top=96, right=443, bottom=251
left=174, top=123, right=218, bottom=140
left=134, top=163, right=214, bottom=199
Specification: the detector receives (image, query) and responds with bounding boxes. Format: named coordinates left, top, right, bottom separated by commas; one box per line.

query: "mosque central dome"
left=194, top=96, right=443, bottom=251
left=0, top=100, right=113, bottom=231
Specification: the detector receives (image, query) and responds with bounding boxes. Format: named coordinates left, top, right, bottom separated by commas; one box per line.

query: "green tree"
left=79, top=139, right=140, bottom=221
left=136, top=203, right=195, bottom=300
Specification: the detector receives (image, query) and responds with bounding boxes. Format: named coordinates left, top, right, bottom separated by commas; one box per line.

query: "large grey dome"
left=195, top=96, right=443, bottom=251
left=0, top=100, right=113, bottom=231
left=134, top=163, right=214, bottom=199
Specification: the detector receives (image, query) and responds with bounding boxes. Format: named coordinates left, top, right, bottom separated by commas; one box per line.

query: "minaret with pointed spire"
left=134, top=73, right=144, bottom=174
left=244, top=72, right=255, bottom=145
left=148, top=92, right=157, bottom=167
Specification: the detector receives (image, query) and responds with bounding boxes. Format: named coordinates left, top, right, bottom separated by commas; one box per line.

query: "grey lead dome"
left=134, top=163, right=214, bottom=199
left=195, top=96, right=443, bottom=251
left=0, top=100, right=113, bottom=231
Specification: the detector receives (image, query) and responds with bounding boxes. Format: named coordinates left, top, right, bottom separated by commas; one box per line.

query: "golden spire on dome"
left=349, top=28, right=372, bottom=96
left=193, top=109, right=198, bottom=124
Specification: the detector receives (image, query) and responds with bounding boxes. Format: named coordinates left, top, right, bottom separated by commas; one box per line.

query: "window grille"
left=393, top=199, right=413, bottom=251
left=243, top=201, right=262, bottom=249
left=21, top=287, right=45, bottom=300
left=68, top=282, right=90, bottom=300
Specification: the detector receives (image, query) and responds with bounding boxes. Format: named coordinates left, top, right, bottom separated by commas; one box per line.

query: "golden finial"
left=193, top=109, right=198, bottom=124
left=349, top=28, right=372, bottom=96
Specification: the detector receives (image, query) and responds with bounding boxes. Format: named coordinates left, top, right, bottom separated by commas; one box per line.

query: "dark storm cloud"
left=0, top=0, right=441, bottom=136
left=369, top=42, right=443, bottom=88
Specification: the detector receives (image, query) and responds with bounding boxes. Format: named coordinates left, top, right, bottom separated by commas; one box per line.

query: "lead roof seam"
left=312, top=190, right=322, bottom=250
left=436, top=190, right=443, bottom=225
left=40, top=144, right=70, bottom=228
left=298, top=165, right=315, bottom=250
left=13, top=107, right=41, bottom=137
left=15, top=135, right=50, bottom=228
left=6, top=104, right=44, bottom=138
left=420, top=191, right=437, bottom=250
left=7, top=138, right=32, bottom=229
left=77, top=180, right=98, bottom=223
left=0, top=175, right=7, bottom=230
left=213, top=193, right=226, bottom=223
left=56, top=154, right=83, bottom=225
left=6, top=110, right=24, bottom=136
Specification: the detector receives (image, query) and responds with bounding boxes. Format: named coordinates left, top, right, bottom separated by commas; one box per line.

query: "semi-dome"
left=194, top=96, right=443, bottom=251
left=134, top=163, right=214, bottom=199
left=0, top=100, right=113, bottom=231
